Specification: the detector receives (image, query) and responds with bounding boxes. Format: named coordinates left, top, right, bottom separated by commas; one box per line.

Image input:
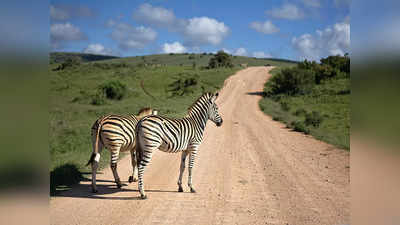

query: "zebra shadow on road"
left=54, top=176, right=188, bottom=200
left=246, top=91, right=266, bottom=97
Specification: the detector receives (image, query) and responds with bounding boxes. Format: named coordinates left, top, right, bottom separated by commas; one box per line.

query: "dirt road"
left=50, top=67, right=350, bottom=225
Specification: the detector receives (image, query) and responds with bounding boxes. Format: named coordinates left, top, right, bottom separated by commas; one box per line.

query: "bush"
left=280, top=101, right=290, bottom=111
left=293, top=108, right=307, bottom=116
left=53, top=56, right=81, bottom=70
left=168, top=74, right=198, bottom=96
left=208, top=50, right=233, bottom=68
left=91, top=92, right=106, bottom=105
left=267, top=68, right=315, bottom=96
left=188, top=54, right=195, bottom=60
left=99, top=80, right=127, bottom=100
left=305, top=111, right=323, bottom=127
left=291, top=121, right=310, bottom=134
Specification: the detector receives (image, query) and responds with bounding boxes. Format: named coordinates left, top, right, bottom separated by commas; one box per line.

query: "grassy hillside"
left=50, top=52, right=297, bottom=195
left=78, top=53, right=297, bottom=67
left=50, top=52, right=119, bottom=64
left=259, top=55, right=350, bottom=150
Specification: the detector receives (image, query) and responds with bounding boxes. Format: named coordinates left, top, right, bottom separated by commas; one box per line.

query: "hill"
left=50, top=52, right=120, bottom=64
left=50, top=52, right=297, bottom=67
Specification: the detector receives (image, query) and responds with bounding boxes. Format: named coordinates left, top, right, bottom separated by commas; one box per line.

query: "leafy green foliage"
left=259, top=54, right=350, bottom=150
left=266, top=68, right=315, bottom=96
left=208, top=50, right=234, bottom=68
left=290, top=121, right=310, bottom=134
left=100, top=80, right=127, bottom=100
left=168, top=74, right=199, bottom=97
left=305, top=111, right=324, bottom=127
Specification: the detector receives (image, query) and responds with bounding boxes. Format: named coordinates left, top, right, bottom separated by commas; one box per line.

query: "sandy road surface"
left=50, top=67, right=349, bottom=225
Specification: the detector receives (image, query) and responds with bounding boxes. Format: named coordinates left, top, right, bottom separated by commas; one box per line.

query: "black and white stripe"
left=135, top=93, right=223, bottom=199
left=86, top=107, right=156, bottom=193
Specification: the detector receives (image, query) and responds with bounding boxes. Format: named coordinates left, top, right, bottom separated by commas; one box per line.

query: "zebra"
left=86, top=107, right=157, bottom=193
left=135, top=92, right=223, bottom=199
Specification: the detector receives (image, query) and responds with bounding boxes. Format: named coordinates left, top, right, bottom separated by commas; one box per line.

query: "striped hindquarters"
left=93, top=115, right=139, bottom=152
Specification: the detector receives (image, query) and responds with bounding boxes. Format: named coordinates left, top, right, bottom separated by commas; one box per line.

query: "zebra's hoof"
left=92, top=188, right=98, bottom=193
left=190, top=188, right=196, bottom=193
left=178, top=186, right=184, bottom=192
left=140, top=194, right=147, bottom=200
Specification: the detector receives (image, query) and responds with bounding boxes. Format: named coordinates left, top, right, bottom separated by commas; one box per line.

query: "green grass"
left=50, top=52, right=297, bottom=195
left=259, top=67, right=350, bottom=150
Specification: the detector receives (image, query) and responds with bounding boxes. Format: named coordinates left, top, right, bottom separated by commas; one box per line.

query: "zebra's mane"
left=186, top=93, right=212, bottom=116
left=137, top=107, right=153, bottom=119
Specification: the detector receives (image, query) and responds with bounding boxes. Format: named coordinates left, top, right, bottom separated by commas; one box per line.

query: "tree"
left=208, top=50, right=233, bottom=68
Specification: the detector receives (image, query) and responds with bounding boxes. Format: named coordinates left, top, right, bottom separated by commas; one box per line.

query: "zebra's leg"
left=177, top=151, right=188, bottom=192
left=91, top=142, right=103, bottom=193
left=110, top=149, right=122, bottom=188
left=91, top=157, right=99, bottom=193
left=137, top=148, right=155, bottom=199
left=129, top=149, right=138, bottom=183
left=188, top=151, right=198, bottom=193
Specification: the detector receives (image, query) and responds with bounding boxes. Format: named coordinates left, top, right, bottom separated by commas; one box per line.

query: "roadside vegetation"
left=50, top=51, right=296, bottom=195
left=259, top=54, right=350, bottom=150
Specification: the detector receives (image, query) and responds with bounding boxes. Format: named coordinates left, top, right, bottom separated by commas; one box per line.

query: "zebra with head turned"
left=135, top=92, right=223, bottom=199
left=86, top=107, right=157, bottom=193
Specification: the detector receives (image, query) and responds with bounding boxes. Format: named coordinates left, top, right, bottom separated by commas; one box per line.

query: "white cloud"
left=50, top=22, right=86, bottom=49
left=133, top=3, right=176, bottom=27
left=233, top=47, right=248, bottom=56
left=222, top=48, right=231, bottom=54
left=162, top=42, right=187, bottom=53
left=83, top=43, right=118, bottom=56
left=130, top=4, right=230, bottom=47
left=50, top=5, right=69, bottom=20
left=292, top=21, right=350, bottom=61
left=110, top=23, right=157, bottom=49
left=302, top=0, right=321, bottom=8
left=252, top=51, right=272, bottom=58
left=250, top=20, right=279, bottom=34
left=266, top=3, right=305, bottom=20
left=182, top=17, right=230, bottom=46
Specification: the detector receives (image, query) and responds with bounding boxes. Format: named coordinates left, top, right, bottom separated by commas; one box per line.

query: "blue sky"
left=50, top=0, right=350, bottom=61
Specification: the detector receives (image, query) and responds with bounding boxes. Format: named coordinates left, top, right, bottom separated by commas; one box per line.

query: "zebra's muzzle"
left=216, top=119, right=223, bottom=127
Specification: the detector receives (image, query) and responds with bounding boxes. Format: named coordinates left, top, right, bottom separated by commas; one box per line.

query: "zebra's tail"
left=86, top=116, right=107, bottom=166
left=135, top=120, right=144, bottom=166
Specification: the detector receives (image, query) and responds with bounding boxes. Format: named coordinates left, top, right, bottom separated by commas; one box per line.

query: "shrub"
left=99, top=80, right=127, bottom=100
left=293, top=108, right=307, bottom=116
left=280, top=101, right=290, bottom=111
left=208, top=50, right=233, bottom=68
left=91, top=92, right=106, bottom=105
left=291, top=121, right=310, bottom=134
left=305, top=111, right=323, bottom=127
left=53, top=56, right=81, bottom=70
left=188, top=54, right=195, bottom=60
left=272, top=116, right=283, bottom=121
left=267, top=68, right=315, bottom=96
left=168, top=75, right=198, bottom=96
